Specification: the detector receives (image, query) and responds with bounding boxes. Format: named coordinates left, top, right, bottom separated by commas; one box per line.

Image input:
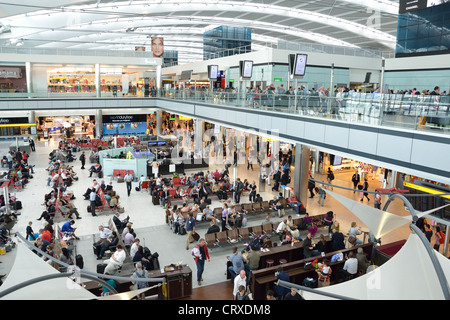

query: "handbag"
left=192, top=232, right=200, bottom=241
left=348, top=235, right=356, bottom=245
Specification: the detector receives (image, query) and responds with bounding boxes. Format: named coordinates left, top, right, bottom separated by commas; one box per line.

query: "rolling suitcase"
left=75, top=254, right=84, bottom=269
left=93, top=243, right=101, bottom=256
left=11, top=201, right=22, bottom=210
left=152, top=194, right=160, bottom=205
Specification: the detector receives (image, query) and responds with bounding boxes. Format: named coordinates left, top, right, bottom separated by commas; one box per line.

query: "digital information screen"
left=209, top=65, right=218, bottom=80
left=242, top=60, right=253, bottom=78
left=293, top=54, right=308, bottom=76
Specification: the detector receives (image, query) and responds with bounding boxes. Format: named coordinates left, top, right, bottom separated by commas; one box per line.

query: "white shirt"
left=99, top=227, right=112, bottom=240
left=90, top=191, right=97, bottom=201
left=276, top=221, right=287, bottom=233
left=109, top=249, right=126, bottom=266
left=124, top=174, right=133, bottom=182
left=130, top=243, right=139, bottom=259
left=343, top=258, right=358, bottom=275
left=233, top=274, right=247, bottom=297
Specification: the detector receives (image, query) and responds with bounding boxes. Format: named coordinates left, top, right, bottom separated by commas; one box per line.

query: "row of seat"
left=111, top=169, right=134, bottom=180
left=204, top=222, right=280, bottom=248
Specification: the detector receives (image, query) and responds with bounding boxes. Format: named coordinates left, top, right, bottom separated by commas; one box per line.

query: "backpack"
left=135, top=270, right=148, bottom=289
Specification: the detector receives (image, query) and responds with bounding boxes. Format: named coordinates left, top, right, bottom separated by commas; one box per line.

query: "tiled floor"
left=0, top=133, right=417, bottom=298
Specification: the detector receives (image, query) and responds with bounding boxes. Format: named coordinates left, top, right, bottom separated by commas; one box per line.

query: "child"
left=26, top=221, right=36, bottom=241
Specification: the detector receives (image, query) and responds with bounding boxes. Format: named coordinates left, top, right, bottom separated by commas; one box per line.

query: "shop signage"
left=102, top=114, right=147, bottom=123
left=0, top=117, right=29, bottom=124
left=274, top=78, right=282, bottom=81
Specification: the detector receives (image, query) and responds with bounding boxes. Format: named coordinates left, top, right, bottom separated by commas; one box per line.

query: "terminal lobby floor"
left=0, top=134, right=421, bottom=300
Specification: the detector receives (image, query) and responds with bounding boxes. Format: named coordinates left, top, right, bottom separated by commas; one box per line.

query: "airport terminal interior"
left=0, top=0, right=449, bottom=301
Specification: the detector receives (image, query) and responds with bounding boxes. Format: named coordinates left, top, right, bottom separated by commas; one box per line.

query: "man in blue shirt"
left=61, top=220, right=79, bottom=240
left=185, top=212, right=196, bottom=250
left=228, top=246, right=250, bottom=279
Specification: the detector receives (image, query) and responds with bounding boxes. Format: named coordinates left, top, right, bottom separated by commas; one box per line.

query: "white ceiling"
left=0, top=0, right=399, bottom=64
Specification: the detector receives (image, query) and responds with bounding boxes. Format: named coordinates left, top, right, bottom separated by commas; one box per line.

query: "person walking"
left=326, top=167, right=334, bottom=190
left=79, top=151, right=86, bottom=169
left=192, top=238, right=210, bottom=286
left=351, top=170, right=360, bottom=193
left=308, top=175, right=316, bottom=198
left=124, top=170, right=133, bottom=197
left=185, top=212, right=196, bottom=250
left=89, top=189, right=97, bottom=216
left=318, top=183, right=327, bottom=207
left=434, top=226, right=445, bottom=252
left=374, top=191, right=382, bottom=209
left=362, top=178, right=370, bottom=202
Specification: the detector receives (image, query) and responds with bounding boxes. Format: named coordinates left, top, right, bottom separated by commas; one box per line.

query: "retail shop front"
left=37, top=115, right=94, bottom=140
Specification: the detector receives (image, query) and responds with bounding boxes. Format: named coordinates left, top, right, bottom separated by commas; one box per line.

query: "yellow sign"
left=179, top=116, right=191, bottom=120
left=403, top=181, right=450, bottom=199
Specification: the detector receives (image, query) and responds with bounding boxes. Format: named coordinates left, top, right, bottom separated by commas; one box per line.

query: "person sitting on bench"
left=89, top=163, right=102, bottom=177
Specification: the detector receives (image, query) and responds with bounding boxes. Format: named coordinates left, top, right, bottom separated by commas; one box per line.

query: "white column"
left=26, top=62, right=32, bottom=95
left=95, top=63, right=101, bottom=98
left=95, top=109, right=102, bottom=138
left=156, top=65, right=162, bottom=96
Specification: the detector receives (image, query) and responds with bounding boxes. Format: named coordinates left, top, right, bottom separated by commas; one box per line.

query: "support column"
left=28, top=110, right=36, bottom=136
left=293, top=144, right=310, bottom=206
left=194, top=118, right=203, bottom=156
left=95, top=63, right=101, bottom=98
left=156, top=111, right=162, bottom=137
left=156, top=65, right=162, bottom=96
left=26, top=62, right=32, bottom=95
left=95, top=109, right=102, bottom=138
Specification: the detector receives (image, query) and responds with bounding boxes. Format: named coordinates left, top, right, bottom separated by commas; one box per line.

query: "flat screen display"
left=242, top=60, right=253, bottom=78
left=333, top=155, right=343, bottom=166
left=293, top=54, right=307, bottom=76
left=399, top=0, right=446, bottom=13
left=209, top=65, right=218, bottom=80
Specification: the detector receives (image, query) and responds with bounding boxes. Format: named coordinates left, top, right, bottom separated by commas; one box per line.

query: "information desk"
left=226, top=235, right=331, bottom=279
left=84, top=265, right=192, bottom=300
left=250, top=242, right=373, bottom=300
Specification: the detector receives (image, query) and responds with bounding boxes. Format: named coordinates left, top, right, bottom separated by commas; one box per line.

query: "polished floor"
left=0, top=133, right=423, bottom=300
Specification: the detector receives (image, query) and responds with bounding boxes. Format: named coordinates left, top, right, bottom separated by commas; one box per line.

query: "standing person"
left=374, top=191, right=382, bottom=209
left=89, top=189, right=97, bottom=216
left=221, top=203, right=229, bottom=231
left=192, top=238, right=210, bottom=286
left=308, top=175, right=316, bottom=198
left=79, top=151, right=86, bottom=169
left=326, top=167, right=334, bottom=190
left=29, top=137, right=35, bottom=152
left=318, top=183, right=327, bottom=207
left=234, top=178, right=244, bottom=204
left=232, top=270, right=247, bottom=300
left=22, top=150, right=28, bottom=165
left=124, top=170, right=133, bottom=197
left=351, top=170, right=360, bottom=193
left=130, top=262, right=148, bottom=300
left=151, top=159, right=159, bottom=178
left=434, top=226, right=445, bottom=252
left=424, top=224, right=433, bottom=243
left=248, top=181, right=257, bottom=203
left=235, top=285, right=250, bottom=300
left=185, top=212, right=196, bottom=251
left=362, top=178, right=370, bottom=202
left=247, top=155, right=253, bottom=171
left=26, top=221, right=36, bottom=241
left=6, top=151, right=12, bottom=170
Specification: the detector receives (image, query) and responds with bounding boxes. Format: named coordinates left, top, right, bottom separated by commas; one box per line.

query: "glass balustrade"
left=0, top=89, right=448, bottom=135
